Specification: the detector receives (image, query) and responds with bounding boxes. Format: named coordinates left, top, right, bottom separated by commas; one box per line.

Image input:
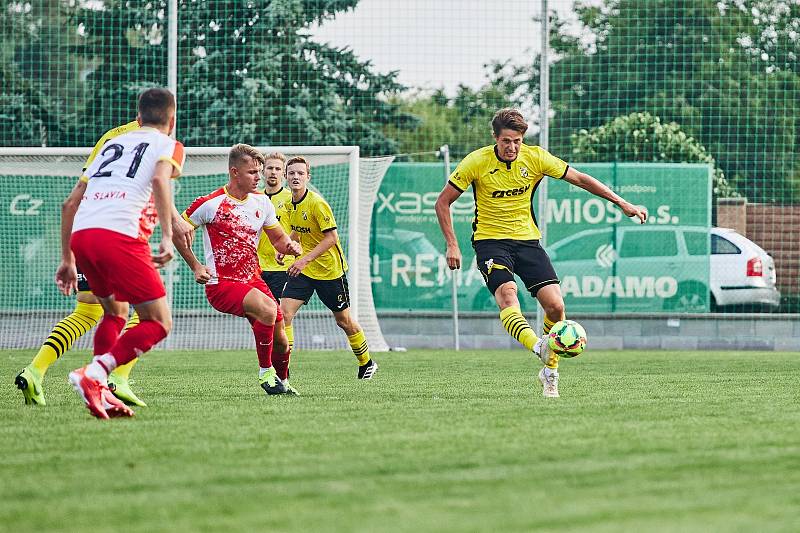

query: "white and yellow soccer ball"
left=547, top=320, right=587, bottom=358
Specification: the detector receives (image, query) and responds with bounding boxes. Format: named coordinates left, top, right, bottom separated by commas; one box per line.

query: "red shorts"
left=71, top=229, right=166, bottom=305
left=205, top=277, right=282, bottom=322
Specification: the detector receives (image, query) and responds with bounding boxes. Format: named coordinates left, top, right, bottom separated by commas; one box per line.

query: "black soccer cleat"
left=357, top=359, right=378, bottom=380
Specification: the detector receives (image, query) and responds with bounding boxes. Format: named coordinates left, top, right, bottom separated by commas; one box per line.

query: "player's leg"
left=263, top=274, right=297, bottom=393
left=68, top=228, right=166, bottom=418
left=281, top=273, right=316, bottom=354
left=516, top=241, right=563, bottom=398
left=475, top=240, right=541, bottom=354
left=15, top=290, right=103, bottom=405
left=317, top=276, right=377, bottom=379
left=107, top=311, right=148, bottom=407
left=271, top=319, right=297, bottom=395
left=241, top=284, right=285, bottom=394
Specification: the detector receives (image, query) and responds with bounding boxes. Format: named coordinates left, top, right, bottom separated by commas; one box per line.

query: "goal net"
left=0, top=146, right=393, bottom=352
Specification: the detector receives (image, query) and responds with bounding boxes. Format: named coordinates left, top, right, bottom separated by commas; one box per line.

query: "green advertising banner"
left=544, top=164, right=712, bottom=313
left=0, top=164, right=346, bottom=312
left=0, top=161, right=710, bottom=315
left=370, top=162, right=712, bottom=313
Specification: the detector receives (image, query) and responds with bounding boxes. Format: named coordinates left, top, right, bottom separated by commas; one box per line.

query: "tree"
left=386, top=76, right=529, bottom=161
left=71, top=0, right=407, bottom=153
left=571, top=112, right=738, bottom=197
left=541, top=0, right=800, bottom=203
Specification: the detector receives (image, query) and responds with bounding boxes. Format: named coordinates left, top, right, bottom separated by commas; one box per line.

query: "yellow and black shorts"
left=260, top=270, right=289, bottom=300
left=473, top=239, right=559, bottom=297
left=283, top=273, right=350, bottom=313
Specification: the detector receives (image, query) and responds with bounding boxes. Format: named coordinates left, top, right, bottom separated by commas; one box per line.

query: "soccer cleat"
left=538, top=367, right=560, bottom=398
left=357, top=359, right=378, bottom=380
left=260, top=367, right=287, bottom=395
left=279, top=379, right=300, bottom=396
left=101, top=388, right=135, bottom=418
left=534, top=336, right=558, bottom=367
left=15, top=366, right=46, bottom=405
left=68, top=367, right=110, bottom=419
left=107, top=373, right=147, bottom=407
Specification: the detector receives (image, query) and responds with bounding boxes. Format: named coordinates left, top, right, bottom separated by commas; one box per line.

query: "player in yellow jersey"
left=279, top=156, right=378, bottom=380
left=435, top=109, right=647, bottom=398
left=256, top=152, right=297, bottom=390
left=15, top=119, right=192, bottom=407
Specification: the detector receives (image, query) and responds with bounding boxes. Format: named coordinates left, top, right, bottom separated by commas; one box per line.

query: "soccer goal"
left=0, top=146, right=393, bottom=352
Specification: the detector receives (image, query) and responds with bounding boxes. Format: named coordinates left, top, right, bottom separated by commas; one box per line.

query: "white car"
left=710, top=227, right=780, bottom=310
left=546, top=226, right=780, bottom=312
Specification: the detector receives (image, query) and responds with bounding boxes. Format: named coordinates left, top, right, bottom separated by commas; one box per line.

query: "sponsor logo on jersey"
left=490, top=184, right=530, bottom=198
left=291, top=224, right=311, bottom=234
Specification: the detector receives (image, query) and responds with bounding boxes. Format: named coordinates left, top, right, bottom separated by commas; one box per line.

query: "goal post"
left=0, top=146, right=393, bottom=352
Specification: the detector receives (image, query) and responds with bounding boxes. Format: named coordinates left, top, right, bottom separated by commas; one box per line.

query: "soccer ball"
left=548, top=320, right=587, bottom=358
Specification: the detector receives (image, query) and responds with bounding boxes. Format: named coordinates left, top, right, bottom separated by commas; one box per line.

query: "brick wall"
left=745, top=204, right=800, bottom=295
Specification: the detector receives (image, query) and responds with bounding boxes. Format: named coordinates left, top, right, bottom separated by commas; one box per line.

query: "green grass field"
left=2, top=348, right=799, bottom=532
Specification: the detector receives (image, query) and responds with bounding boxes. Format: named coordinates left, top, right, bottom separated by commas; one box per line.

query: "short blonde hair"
left=228, top=143, right=265, bottom=169
left=263, top=152, right=286, bottom=163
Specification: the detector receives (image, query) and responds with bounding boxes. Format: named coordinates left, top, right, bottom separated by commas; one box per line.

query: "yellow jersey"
left=286, top=189, right=348, bottom=280
left=81, top=120, right=141, bottom=175
left=448, top=144, right=568, bottom=241
left=257, top=187, right=296, bottom=271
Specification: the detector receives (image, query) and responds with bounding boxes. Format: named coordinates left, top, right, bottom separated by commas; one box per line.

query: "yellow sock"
left=124, top=311, right=140, bottom=331
left=541, top=316, right=561, bottom=370
left=543, top=316, right=557, bottom=335
left=285, top=324, right=294, bottom=352
left=347, top=330, right=370, bottom=366
left=499, top=306, right=538, bottom=351
left=31, top=301, right=103, bottom=375
left=112, top=358, right=138, bottom=379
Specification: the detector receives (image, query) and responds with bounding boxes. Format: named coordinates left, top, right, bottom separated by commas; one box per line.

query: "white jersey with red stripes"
left=183, top=187, right=280, bottom=284
left=73, top=127, right=184, bottom=242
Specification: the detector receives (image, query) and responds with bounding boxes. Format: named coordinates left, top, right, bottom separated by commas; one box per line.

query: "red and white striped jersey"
left=73, top=127, right=184, bottom=242
left=183, top=187, right=280, bottom=284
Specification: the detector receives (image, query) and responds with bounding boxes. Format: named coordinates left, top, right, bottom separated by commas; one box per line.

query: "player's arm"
left=275, top=230, right=299, bottom=265
left=435, top=184, right=464, bottom=270
left=172, top=217, right=211, bottom=285
left=562, top=167, right=648, bottom=224
left=172, top=206, right=194, bottom=249
left=55, top=180, right=87, bottom=295
left=287, top=230, right=338, bottom=277
left=151, top=161, right=177, bottom=267
left=264, top=225, right=302, bottom=257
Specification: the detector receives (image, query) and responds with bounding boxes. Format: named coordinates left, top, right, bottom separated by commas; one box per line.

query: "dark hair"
left=491, top=108, right=528, bottom=136
left=138, top=87, right=176, bottom=126
left=285, top=156, right=310, bottom=175
left=229, top=144, right=265, bottom=169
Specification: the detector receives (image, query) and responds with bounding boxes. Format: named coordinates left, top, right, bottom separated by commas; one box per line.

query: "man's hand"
left=286, top=240, right=303, bottom=256
left=275, top=252, right=285, bottom=266
left=288, top=256, right=310, bottom=277
left=152, top=240, right=175, bottom=268
left=621, top=202, right=648, bottom=224
left=193, top=265, right=212, bottom=284
left=446, top=243, right=462, bottom=270
left=173, top=217, right=195, bottom=249
left=55, top=261, right=78, bottom=296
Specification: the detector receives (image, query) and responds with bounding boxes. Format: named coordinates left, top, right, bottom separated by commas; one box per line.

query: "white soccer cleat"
left=534, top=336, right=559, bottom=368
left=538, top=367, right=560, bottom=398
